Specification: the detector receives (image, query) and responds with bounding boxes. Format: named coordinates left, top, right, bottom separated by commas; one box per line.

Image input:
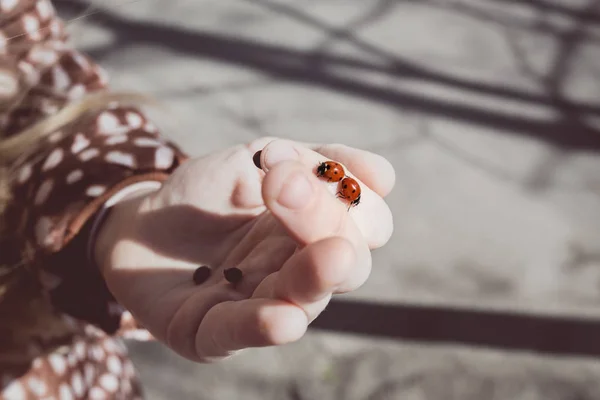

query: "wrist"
left=93, top=184, right=160, bottom=275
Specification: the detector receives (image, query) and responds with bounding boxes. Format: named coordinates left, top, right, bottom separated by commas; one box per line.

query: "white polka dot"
left=71, top=372, right=85, bottom=397
left=34, top=179, right=53, bottom=205
left=89, top=387, right=106, bottom=400
left=59, top=383, right=73, bottom=400
left=68, top=84, right=86, bottom=100
left=18, top=61, right=40, bottom=86
left=86, top=185, right=106, bottom=197
left=84, top=363, right=96, bottom=386
left=97, top=112, right=128, bottom=135
left=0, top=0, right=18, bottom=13
left=71, top=133, right=90, bottom=154
left=29, top=46, right=58, bottom=66
left=105, top=135, right=128, bottom=145
left=17, top=163, right=32, bottom=184
left=133, top=137, right=161, bottom=147
left=125, top=112, right=143, bottom=129
left=72, top=53, right=89, bottom=69
left=122, top=329, right=153, bottom=341
left=22, top=14, right=41, bottom=40
left=48, top=353, right=67, bottom=375
left=49, top=19, right=61, bottom=37
left=67, top=352, right=77, bottom=367
left=36, top=0, right=53, bottom=20
left=106, top=356, right=122, bottom=375
left=144, top=122, right=158, bottom=132
left=74, top=342, right=86, bottom=361
left=28, top=377, right=46, bottom=396
left=0, top=69, right=18, bottom=98
left=102, top=339, right=117, bottom=354
left=41, top=99, right=59, bottom=115
left=84, top=324, right=104, bottom=338
left=99, top=374, right=118, bottom=393
left=66, top=169, right=83, bottom=184
left=79, top=148, right=99, bottom=161
left=42, top=148, right=63, bottom=171
left=52, top=66, right=70, bottom=91
left=3, top=380, right=25, bottom=399
left=32, top=358, right=43, bottom=369
left=34, top=217, right=53, bottom=247
left=91, top=345, right=105, bottom=362
left=106, top=151, right=136, bottom=168
left=155, top=146, right=174, bottom=169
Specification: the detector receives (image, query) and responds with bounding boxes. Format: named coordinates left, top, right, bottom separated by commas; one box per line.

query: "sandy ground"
left=55, top=0, right=600, bottom=398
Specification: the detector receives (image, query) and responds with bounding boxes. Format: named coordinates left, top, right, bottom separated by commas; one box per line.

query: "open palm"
left=97, top=138, right=395, bottom=362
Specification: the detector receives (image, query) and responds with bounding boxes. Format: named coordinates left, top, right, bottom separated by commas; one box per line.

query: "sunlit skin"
left=95, top=137, right=395, bottom=363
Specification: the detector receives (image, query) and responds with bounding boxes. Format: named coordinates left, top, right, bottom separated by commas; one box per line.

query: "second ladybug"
left=316, top=161, right=345, bottom=182
left=337, top=177, right=361, bottom=210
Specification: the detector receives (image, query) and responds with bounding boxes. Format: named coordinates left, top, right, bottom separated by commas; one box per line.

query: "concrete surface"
left=57, top=0, right=600, bottom=398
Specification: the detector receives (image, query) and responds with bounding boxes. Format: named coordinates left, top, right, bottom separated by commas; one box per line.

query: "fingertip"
left=370, top=203, right=394, bottom=249
left=311, top=237, right=356, bottom=289
left=261, top=160, right=316, bottom=210
left=364, top=152, right=396, bottom=197
left=255, top=302, right=308, bottom=346
left=379, top=156, right=396, bottom=197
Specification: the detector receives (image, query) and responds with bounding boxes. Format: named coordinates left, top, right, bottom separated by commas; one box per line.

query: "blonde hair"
left=0, top=89, right=162, bottom=306
left=0, top=4, right=170, bottom=352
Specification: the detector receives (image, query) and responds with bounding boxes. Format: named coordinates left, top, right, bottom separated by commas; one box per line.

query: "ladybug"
left=337, top=177, right=361, bottom=210
left=316, top=161, right=345, bottom=182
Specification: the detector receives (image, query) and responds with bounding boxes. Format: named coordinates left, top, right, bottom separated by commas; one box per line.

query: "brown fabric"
left=0, top=0, right=189, bottom=398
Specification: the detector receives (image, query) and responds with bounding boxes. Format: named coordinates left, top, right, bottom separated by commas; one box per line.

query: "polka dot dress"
left=0, top=1, right=188, bottom=398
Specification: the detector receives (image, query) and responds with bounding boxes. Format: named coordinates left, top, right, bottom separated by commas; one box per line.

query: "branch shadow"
left=55, top=0, right=600, bottom=154
left=310, top=299, right=600, bottom=359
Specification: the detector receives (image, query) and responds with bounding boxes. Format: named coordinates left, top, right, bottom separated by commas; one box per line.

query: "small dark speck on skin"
left=193, top=266, right=212, bottom=285
left=224, top=267, right=244, bottom=284
left=252, top=151, right=262, bottom=169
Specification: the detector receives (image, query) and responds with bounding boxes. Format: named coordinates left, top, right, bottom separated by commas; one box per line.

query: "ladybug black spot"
left=343, top=184, right=348, bottom=188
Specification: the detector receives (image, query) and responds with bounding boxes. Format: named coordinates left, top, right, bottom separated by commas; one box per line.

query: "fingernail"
left=263, top=142, right=299, bottom=169
left=278, top=171, right=313, bottom=209
left=252, top=150, right=262, bottom=169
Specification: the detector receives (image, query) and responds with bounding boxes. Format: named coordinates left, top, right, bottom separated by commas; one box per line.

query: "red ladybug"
left=316, top=161, right=345, bottom=182
left=337, top=177, right=361, bottom=210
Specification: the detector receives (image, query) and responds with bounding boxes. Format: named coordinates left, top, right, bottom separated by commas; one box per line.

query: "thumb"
left=261, top=160, right=355, bottom=247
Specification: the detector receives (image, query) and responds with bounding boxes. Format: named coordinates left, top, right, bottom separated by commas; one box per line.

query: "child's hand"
left=95, top=137, right=394, bottom=362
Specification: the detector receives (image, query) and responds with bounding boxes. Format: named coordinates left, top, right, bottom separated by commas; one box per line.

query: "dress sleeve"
left=0, top=0, right=188, bottom=339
